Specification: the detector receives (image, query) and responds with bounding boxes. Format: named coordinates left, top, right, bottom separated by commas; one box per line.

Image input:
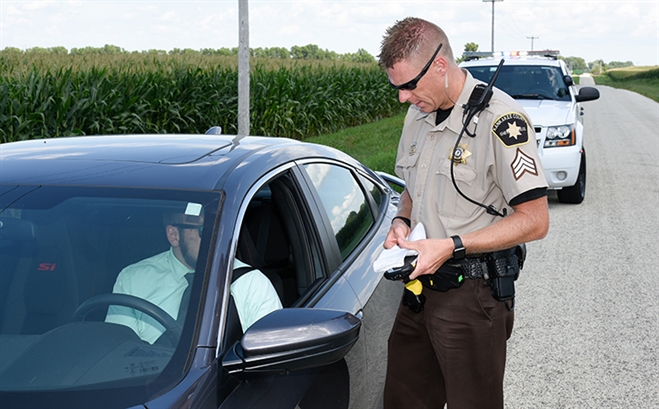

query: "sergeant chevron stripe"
left=511, top=148, right=538, bottom=180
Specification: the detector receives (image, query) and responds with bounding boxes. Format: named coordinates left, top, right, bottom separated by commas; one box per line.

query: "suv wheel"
left=557, top=149, right=586, bottom=204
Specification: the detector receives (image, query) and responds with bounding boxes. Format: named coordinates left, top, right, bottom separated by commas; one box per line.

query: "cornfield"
left=605, top=65, right=659, bottom=81
left=0, top=52, right=404, bottom=143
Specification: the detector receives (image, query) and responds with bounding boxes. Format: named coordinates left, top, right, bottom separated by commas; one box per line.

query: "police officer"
left=379, top=17, right=550, bottom=408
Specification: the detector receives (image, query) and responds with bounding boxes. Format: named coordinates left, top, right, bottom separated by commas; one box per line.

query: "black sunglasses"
left=389, top=43, right=443, bottom=91
left=173, top=224, right=204, bottom=236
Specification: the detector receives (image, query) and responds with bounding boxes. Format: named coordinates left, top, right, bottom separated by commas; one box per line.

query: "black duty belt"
left=457, top=258, right=488, bottom=279
left=453, top=246, right=523, bottom=280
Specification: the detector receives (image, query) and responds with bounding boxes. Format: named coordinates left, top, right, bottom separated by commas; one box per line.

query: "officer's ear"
left=434, top=57, right=448, bottom=74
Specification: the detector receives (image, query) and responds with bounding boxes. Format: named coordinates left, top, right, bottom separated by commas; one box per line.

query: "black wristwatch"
left=450, top=235, right=466, bottom=260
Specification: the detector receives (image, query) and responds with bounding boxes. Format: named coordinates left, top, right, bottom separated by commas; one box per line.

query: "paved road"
left=504, top=76, right=659, bottom=408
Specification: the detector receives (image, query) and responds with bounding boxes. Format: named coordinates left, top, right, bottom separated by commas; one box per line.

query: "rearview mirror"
left=222, top=308, right=361, bottom=379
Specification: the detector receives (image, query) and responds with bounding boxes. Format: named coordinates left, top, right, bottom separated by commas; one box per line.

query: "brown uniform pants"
left=383, top=278, right=514, bottom=409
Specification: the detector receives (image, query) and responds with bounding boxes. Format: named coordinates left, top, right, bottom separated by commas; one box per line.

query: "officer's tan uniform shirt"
left=395, top=70, right=547, bottom=239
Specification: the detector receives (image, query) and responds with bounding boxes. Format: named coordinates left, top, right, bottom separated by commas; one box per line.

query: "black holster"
left=484, top=244, right=526, bottom=308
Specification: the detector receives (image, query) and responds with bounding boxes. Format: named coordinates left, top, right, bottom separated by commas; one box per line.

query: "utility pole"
left=483, top=0, right=503, bottom=53
left=238, top=0, right=250, bottom=136
left=527, top=36, right=539, bottom=51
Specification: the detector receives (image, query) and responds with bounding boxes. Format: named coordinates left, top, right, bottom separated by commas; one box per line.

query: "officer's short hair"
left=378, top=17, right=455, bottom=69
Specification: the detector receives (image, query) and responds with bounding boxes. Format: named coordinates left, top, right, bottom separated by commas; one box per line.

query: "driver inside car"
left=105, top=208, right=282, bottom=344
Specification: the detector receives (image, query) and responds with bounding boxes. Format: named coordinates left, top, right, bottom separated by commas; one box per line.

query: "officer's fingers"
left=408, top=269, right=422, bottom=281
left=383, top=230, right=398, bottom=249
left=407, top=240, right=444, bottom=279
left=397, top=237, right=418, bottom=251
left=384, top=225, right=404, bottom=248
left=408, top=257, right=436, bottom=280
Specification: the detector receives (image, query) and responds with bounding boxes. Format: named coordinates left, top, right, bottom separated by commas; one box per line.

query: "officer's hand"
left=384, top=218, right=411, bottom=249
left=397, top=237, right=453, bottom=280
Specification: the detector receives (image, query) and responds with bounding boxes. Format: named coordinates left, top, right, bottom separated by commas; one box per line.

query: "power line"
left=497, top=6, right=528, bottom=40
left=527, top=36, right=539, bottom=51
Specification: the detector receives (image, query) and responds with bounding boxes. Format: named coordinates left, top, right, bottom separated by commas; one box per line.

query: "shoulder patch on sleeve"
left=492, top=112, right=530, bottom=147
left=511, top=148, right=539, bottom=180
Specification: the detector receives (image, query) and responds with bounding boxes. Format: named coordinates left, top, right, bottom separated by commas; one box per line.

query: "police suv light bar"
left=463, top=50, right=560, bottom=61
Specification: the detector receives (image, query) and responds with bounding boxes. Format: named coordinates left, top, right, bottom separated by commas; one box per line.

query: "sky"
left=1, top=0, right=657, bottom=67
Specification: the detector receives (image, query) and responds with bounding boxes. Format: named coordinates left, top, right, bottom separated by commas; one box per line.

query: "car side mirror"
left=563, top=75, right=574, bottom=86
left=575, top=86, right=600, bottom=102
left=222, top=308, right=361, bottom=380
left=205, top=126, right=223, bottom=135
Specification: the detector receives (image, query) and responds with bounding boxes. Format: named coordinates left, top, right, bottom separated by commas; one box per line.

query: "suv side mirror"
left=575, top=87, right=600, bottom=102
left=563, top=75, right=574, bottom=86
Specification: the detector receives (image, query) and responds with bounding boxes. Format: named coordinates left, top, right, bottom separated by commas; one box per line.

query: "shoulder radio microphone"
left=463, top=58, right=505, bottom=120
left=452, top=58, right=508, bottom=218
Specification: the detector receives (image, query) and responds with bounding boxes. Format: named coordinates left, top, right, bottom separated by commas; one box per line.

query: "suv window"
left=303, top=164, right=375, bottom=260
left=466, top=65, right=570, bottom=101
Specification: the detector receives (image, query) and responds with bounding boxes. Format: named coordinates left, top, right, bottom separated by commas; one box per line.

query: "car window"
left=0, top=185, right=218, bottom=405
left=465, top=64, right=571, bottom=101
left=360, top=175, right=385, bottom=216
left=303, top=163, right=375, bottom=260
left=234, top=172, right=324, bottom=310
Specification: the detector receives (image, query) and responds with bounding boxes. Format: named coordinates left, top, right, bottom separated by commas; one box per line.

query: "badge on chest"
left=449, top=143, right=471, bottom=165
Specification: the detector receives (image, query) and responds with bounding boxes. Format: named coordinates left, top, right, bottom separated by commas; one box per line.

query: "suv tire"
left=557, top=149, right=586, bottom=204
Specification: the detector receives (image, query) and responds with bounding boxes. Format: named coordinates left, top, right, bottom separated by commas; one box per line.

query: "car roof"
left=0, top=135, right=357, bottom=191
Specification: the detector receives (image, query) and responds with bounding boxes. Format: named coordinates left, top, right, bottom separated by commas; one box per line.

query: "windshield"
left=0, top=185, right=219, bottom=407
left=465, top=64, right=571, bottom=101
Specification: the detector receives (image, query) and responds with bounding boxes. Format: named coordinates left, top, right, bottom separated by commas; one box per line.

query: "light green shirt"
left=106, top=249, right=281, bottom=344
left=231, top=259, right=283, bottom=332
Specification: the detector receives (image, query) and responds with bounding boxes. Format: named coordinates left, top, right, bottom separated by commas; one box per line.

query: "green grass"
left=306, top=111, right=406, bottom=175
left=593, top=66, right=659, bottom=102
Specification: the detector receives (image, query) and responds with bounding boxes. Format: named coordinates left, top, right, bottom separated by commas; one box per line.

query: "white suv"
left=460, top=51, right=600, bottom=203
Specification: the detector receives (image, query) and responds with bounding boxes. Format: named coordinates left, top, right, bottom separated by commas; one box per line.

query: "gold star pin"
left=449, top=144, right=471, bottom=165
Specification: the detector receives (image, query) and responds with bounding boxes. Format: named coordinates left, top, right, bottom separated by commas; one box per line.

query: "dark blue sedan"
left=0, top=134, right=402, bottom=409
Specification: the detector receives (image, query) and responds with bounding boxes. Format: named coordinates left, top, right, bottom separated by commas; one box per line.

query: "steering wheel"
left=73, top=293, right=182, bottom=343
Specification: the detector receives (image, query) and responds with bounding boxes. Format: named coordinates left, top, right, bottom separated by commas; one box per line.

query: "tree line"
left=461, top=42, right=634, bottom=74
left=1, top=44, right=376, bottom=64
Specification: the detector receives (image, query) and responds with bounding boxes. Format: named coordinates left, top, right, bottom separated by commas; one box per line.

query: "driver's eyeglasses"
left=389, top=43, right=443, bottom=91
left=174, top=224, right=204, bottom=237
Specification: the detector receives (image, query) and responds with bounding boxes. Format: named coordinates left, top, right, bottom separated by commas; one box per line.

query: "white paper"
left=373, top=223, right=426, bottom=273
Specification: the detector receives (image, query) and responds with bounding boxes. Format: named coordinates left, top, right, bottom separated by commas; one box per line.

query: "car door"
left=216, top=164, right=361, bottom=409
left=217, top=160, right=399, bottom=409
left=296, top=161, right=401, bottom=409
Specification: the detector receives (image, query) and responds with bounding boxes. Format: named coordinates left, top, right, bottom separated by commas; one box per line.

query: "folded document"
left=373, top=223, right=426, bottom=274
